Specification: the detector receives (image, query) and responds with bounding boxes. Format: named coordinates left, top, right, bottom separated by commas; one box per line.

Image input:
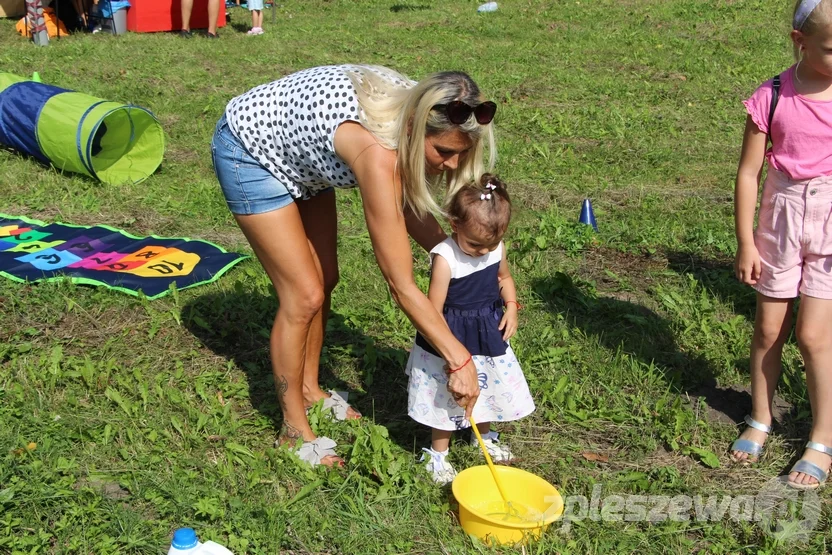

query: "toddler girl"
left=247, top=0, right=263, bottom=35
left=731, top=0, right=832, bottom=490
left=405, top=174, right=535, bottom=484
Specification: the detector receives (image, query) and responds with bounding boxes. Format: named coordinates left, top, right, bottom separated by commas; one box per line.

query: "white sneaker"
left=471, top=430, right=514, bottom=463
left=420, top=447, right=457, bottom=485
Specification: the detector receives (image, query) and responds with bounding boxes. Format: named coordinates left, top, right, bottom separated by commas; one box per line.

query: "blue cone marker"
left=579, top=199, right=598, bottom=231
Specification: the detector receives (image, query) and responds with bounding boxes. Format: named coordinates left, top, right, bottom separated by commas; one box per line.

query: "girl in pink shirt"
left=731, top=0, right=832, bottom=490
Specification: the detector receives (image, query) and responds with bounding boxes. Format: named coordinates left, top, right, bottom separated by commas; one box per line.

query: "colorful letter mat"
left=0, top=214, right=248, bottom=299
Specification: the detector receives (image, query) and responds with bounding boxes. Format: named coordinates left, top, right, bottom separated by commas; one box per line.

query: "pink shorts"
left=754, top=169, right=832, bottom=300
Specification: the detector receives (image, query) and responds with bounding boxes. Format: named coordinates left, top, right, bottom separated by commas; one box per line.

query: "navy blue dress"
left=405, top=238, right=535, bottom=431
left=414, top=251, right=508, bottom=358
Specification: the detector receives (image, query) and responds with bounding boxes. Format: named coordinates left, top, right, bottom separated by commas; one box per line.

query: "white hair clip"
left=481, top=193, right=492, bottom=200
left=485, top=183, right=497, bottom=190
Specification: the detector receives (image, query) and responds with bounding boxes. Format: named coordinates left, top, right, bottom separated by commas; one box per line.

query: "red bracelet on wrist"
left=505, top=300, right=522, bottom=310
left=448, top=354, right=472, bottom=374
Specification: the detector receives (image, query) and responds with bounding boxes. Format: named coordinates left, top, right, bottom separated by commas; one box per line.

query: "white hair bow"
left=481, top=193, right=492, bottom=200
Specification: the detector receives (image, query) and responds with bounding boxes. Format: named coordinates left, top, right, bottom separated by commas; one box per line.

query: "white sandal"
left=420, top=447, right=457, bottom=485
left=308, top=390, right=361, bottom=421
left=277, top=436, right=342, bottom=467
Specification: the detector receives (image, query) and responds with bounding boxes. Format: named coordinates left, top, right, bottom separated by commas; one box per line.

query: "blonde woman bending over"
left=212, top=65, right=497, bottom=467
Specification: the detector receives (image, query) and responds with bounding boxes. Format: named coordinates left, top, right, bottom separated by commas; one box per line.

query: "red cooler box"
left=127, top=0, right=226, bottom=32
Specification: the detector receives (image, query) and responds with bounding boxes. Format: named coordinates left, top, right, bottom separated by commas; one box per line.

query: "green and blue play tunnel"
left=0, top=73, right=165, bottom=185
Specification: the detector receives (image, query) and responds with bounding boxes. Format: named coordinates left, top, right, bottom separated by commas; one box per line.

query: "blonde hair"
left=794, top=0, right=832, bottom=58
left=346, top=66, right=496, bottom=219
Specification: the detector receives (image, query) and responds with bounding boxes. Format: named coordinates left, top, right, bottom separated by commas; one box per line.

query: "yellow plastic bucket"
left=452, top=465, right=564, bottom=546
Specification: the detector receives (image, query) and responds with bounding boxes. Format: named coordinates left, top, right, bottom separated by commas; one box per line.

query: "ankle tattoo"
left=280, top=421, right=302, bottom=440
left=276, top=375, right=288, bottom=409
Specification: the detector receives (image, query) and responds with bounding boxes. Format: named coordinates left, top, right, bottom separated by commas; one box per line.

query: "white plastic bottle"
left=168, top=529, right=235, bottom=555
left=477, top=2, right=498, bottom=12
left=168, top=528, right=202, bottom=555
left=198, top=541, right=235, bottom=555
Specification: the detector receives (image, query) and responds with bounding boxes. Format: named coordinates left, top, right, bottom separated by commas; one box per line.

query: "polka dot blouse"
left=225, top=64, right=413, bottom=200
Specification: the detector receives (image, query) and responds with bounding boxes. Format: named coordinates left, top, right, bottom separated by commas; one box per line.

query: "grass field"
left=1, top=0, right=828, bottom=553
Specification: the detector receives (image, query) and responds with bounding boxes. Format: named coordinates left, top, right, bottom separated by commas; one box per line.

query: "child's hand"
left=499, top=305, right=518, bottom=340
left=735, top=244, right=762, bottom=285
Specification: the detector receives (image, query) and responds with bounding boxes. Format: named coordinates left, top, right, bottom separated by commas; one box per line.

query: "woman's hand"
left=735, top=244, right=762, bottom=285
left=446, top=357, right=480, bottom=418
left=499, top=305, right=518, bottom=340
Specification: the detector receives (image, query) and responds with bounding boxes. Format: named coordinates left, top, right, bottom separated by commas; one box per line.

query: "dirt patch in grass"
left=380, top=20, right=440, bottom=29
left=41, top=305, right=149, bottom=351
left=164, top=145, right=203, bottom=168
left=564, top=246, right=786, bottom=431
left=568, top=248, right=797, bottom=437
left=119, top=210, right=178, bottom=235
left=690, top=381, right=792, bottom=428
left=641, top=445, right=696, bottom=473
left=1, top=203, right=171, bottom=234
left=510, top=179, right=560, bottom=212
left=665, top=250, right=733, bottom=272
left=75, top=478, right=130, bottom=500
left=577, top=246, right=667, bottom=293
left=3, top=205, right=58, bottom=222
left=1, top=204, right=100, bottom=226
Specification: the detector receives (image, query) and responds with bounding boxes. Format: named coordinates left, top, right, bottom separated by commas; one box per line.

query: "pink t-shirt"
left=744, top=65, right=832, bottom=180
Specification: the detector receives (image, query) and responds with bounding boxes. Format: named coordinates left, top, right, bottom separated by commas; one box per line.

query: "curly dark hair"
left=446, top=173, right=512, bottom=239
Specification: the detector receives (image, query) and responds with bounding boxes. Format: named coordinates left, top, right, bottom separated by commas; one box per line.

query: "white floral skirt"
left=405, top=344, right=535, bottom=431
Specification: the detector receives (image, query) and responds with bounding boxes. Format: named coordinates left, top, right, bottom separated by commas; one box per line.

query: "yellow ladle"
left=469, top=416, right=515, bottom=513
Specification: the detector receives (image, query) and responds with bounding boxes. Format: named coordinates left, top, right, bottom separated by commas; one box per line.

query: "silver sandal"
left=787, top=441, right=832, bottom=490
left=729, top=415, right=771, bottom=463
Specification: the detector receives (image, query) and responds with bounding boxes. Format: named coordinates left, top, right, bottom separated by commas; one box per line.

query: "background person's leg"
left=71, top=0, right=87, bottom=26
left=207, top=0, right=219, bottom=35
left=180, top=0, right=193, bottom=31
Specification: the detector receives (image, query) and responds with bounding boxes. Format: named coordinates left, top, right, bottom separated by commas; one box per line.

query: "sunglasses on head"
left=432, top=100, right=497, bottom=125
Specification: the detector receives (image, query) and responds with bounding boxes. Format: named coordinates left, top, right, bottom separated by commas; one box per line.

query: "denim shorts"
left=211, top=114, right=295, bottom=215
